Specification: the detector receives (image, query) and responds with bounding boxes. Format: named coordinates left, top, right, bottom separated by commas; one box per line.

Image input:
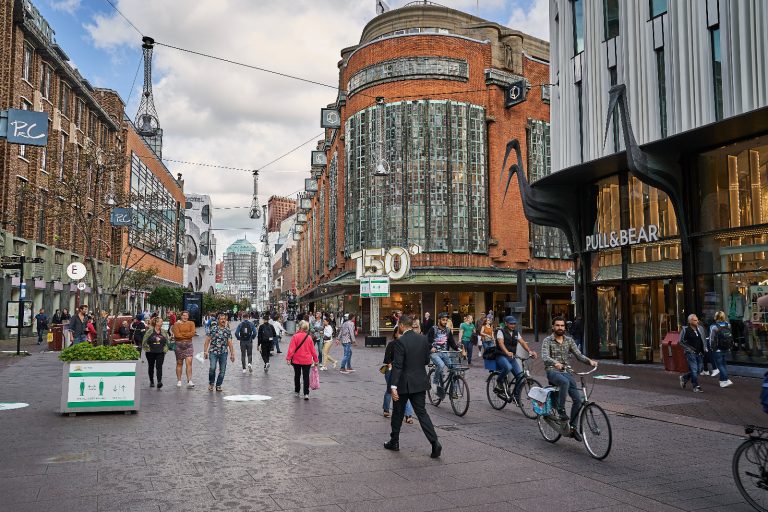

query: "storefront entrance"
left=593, top=279, right=684, bottom=363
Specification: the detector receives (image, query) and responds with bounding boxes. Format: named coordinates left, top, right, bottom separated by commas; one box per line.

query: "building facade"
left=267, top=195, right=297, bottom=233
left=222, top=238, right=258, bottom=303
left=295, top=3, right=573, bottom=333
left=526, top=0, right=768, bottom=364
left=183, top=193, right=217, bottom=294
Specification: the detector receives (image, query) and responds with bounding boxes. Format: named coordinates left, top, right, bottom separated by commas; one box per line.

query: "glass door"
left=630, top=283, right=653, bottom=362
left=596, top=286, right=622, bottom=358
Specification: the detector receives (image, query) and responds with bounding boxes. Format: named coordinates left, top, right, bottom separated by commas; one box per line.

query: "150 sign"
left=351, top=245, right=422, bottom=280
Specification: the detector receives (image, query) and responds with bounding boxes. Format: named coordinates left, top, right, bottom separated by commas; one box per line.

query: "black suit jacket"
left=390, top=330, right=431, bottom=394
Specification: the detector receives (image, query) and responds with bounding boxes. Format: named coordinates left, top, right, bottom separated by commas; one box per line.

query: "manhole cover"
left=292, top=435, right=339, bottom=447
left=0, top=402, right=28, bottom=411
left=223, top=395, right=272, bottom=402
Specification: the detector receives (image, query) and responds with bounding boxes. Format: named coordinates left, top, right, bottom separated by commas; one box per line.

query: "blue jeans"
left=713, top=351, right=729, bottom=381
left=208, top=352, right=228, bottom=386
left=546, top=369, right=583, bottom=427
left=273, top=336, right=281, bottom=353
left=682, top=352, right=703, bottom=388
left=74, top=334, right=88, bottom=345
left=496, top=355, right=523, bottom=398
left=315, top=339, right=323, bottom=365
left=430, top=352, right=452, bottom=385
left=340, top=343, right=352, bottom=370
left=384, top=370, right=413, bottom=416
left=461, top=339, right=474, bottom=364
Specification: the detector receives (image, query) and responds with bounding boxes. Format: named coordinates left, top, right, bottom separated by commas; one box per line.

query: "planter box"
left=60, top=360, right=140, bottom=415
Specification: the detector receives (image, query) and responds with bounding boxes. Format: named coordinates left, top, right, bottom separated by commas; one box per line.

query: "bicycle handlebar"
left=576, top=365, right=599, bottom=376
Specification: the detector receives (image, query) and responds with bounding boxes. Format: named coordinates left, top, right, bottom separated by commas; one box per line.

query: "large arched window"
left=343, top=100, right=487, bottom=255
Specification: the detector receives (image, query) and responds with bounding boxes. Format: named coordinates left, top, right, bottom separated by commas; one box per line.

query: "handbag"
left=309, top=365, right=320, bottom=390
left=379, top=364, right=390, bottom=375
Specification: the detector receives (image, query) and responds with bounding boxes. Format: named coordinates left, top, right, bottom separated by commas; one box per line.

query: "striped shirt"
left=541, top=334, right=589, bottom=370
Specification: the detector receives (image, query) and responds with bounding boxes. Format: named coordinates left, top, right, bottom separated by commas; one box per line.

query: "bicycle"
left=534, top=365, right=612, bottom=460
left=427, top=350, right=470, bottom=417
left=485, top=356, right=542, bottom=419
left=733, top=425, right=768, bottom=511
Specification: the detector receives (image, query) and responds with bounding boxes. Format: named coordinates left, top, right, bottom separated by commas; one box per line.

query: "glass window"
left=59, top=82, right=70, bottom=117
left=22, top=44, right=33, bottom=81
left=75, top=100, right=83, bottom=128
left=604, top=0, right=619, bottom=40
left=328, top=153, right=337, bottom=268
left=650, top=0, right=668, bottom=18
left=572, top=0, right=585, bottom=54
left=697, top=134, right=768, bottom=232
left=58, top=132, right=67, bottom=179
left=656, top=49, right=667, bottom=138
left=19, top=100, right=31, bottom=158
left=201, top=205, right=210, bottom=224
left=40, top=145, right=47, bottom=173
left=40, top=64, right=51, bottom=99
left=710, top=27, right=723, bottom=121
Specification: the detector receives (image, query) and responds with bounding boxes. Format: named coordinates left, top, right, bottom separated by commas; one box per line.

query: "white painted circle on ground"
left=223, top=395, right=272, bottom=402
left=594, top=375, right=631, bottom=380
left=0, top=402, right=29, bottom=410
left=66, top=262, right=87, bottom=280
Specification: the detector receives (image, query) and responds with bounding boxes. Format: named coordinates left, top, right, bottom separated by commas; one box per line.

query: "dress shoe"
left=384, top=440, right=399, bottom=451
left=430, top=441, right=442, bottom=458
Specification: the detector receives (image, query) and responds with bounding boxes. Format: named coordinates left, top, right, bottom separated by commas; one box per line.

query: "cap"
left=504, top=315, right=518, bottom=324
left=437, top=312, right=450, bottom=319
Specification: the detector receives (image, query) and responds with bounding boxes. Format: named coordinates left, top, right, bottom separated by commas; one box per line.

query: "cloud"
left=507, top=0, right=550, bottom=41
left=50, top=0, right=81, bottom=14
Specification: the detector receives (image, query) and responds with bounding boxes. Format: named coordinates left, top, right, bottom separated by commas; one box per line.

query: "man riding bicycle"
left=494, top=316, right=537, bottom=401
left=541, top=316, right=597, bottom=440
left=427, top=312, right=459, bottom=397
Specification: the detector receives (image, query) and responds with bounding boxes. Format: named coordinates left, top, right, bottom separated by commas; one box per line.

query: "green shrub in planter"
left=59, top=343, right=139, bottom=362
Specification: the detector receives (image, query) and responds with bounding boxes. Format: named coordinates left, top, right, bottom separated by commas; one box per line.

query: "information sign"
left=109, top=208, right=134, bottom=227
left=360, top=277, right=390, bottom=298
left=5, top=301, right=32, bottom=328
left=66, top=362, right=136, bottom=409
left=66, top=262, right=87, bottom=280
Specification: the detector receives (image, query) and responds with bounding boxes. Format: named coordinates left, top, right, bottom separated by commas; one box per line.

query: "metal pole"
left=17, top=256, right=24, bottom=356
left=533, top=273, right=539, bottom=344
left=370, top=297, right=379, bottom=338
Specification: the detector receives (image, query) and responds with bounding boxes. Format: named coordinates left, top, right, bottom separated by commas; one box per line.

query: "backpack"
left=239, top=321, right=254, bottom=340
left=762, top=371, right=768, bottom=414
left=131, top=321, right=146, bottom=343
left=713, top=323, right=734, bottom=351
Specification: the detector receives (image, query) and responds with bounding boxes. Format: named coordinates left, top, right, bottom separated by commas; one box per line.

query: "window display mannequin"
left=728, top=289, right=747, bottom=352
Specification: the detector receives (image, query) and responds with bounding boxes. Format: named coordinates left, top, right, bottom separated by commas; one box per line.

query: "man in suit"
left=422, top=312, right=434, bottom=333
left=385, top=313, right=442, bottom=458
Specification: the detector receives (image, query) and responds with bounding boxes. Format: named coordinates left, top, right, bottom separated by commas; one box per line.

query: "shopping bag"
left=194, top=352, right=205, bottom=363
left=309, top=365, right=320, bottom=390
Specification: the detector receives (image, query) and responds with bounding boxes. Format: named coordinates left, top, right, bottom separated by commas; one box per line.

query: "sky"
left=37, top=0, right=550, bottom=260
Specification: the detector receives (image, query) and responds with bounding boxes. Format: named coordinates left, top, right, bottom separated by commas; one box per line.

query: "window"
left=328, top=153, right=338, bottom=268
left=650, top=0, right=668, bottom=18
left=201, top=205, right=210, bottom=224
left=59, top=82, right=70, bottom=117
left=604, top=0, right=619, bottom=40
left=576, top=82, right=584, bottom=161
left=75, top=100, right=83, bottom=128
left=609, top=68, right=619, bottom=150
left=16, top=178, right=28, bottom=237
left=39, top=64, right=51, bottom=99
left=19, top=100, right=31, bottom=158
left=73, top=145, right=80, bottom=175
left=88, top=112, right=97, bottom=140
left=22, top=44, right=33, bottom=82
left=58, top=133, right=67, bottom=179
left=656, top=49, right=667, bottom=137
left=572, top=0, right=585, bottom=54
left=531, top=225, right=570, bottom=259
left=38, top=189, right=47, bottom=242
left=710, top=27, right=723, bottom=121
left=40, top=145, right=47, bottom=173
left=343, top=100, right=487, bottom=255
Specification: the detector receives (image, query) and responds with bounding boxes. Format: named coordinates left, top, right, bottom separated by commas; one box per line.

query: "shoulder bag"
left=289, top=333, right=310, bottom=364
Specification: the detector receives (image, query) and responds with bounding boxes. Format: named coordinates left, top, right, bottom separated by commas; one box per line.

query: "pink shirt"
left=286, top=332, right=318, bottom=365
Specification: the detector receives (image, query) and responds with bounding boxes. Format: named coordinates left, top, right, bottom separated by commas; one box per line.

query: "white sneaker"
left=711, top=369, right=720, bottom=377
left=247, top=363, right=252, bottom=373
left=266, top=362, right=270, bottom=370
left=176, top=380, right=182, bottom=388
left=187, top=381, right=195, bottom=388
left=242, top=369, right=248, bottom=374
left=720, top=379, right=733, bottom=388
left=701, top=370, right=711, bottom=376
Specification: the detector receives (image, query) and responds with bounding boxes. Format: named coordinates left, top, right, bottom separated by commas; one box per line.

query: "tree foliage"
left=148, top=286, right=183, bottom=309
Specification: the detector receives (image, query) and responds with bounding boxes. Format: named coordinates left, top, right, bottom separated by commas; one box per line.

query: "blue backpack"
left=762, top=371, right=768, bottom=414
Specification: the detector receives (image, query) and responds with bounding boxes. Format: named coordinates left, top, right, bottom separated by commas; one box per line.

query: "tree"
left=148, top=286, right=183, bottom=309
left=46, top=140, right=172, bottom=344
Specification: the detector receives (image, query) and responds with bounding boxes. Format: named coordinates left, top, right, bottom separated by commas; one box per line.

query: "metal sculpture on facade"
left=135, top=36, right=163, bottom=158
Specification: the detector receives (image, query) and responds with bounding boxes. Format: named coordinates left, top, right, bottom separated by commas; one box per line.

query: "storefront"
left=529, top=109, right=768, bottom=366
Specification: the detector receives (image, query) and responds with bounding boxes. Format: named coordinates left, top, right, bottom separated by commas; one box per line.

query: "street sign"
left=0, top=108, right=49, bottom=146
left=110, top=208, right=134, bottom=227
left=66, top=262, right=87, bottom=280
left=6, top=301, right=32, bottom=328
left=77, top=282, right=87, bottom=291
left=360, top=277, right=390, bottom=298
left=311, top=151, right=327, bottom=167
left=505, top=79, right=528, bottom=108
left=320, top=108, right=340, bottom=128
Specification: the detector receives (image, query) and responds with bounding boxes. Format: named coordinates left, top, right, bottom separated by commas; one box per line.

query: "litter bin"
left=364, top=336, right=386, bottom=347
left=50, top=324, right=64, bottom=351
left=661, top=331, right=687, bottom=373
left=285, top=320, right=296, bottom=335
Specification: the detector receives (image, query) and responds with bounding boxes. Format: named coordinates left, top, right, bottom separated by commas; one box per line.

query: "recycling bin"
left=50, top=324, right=64, bottom=351
left=661, top=331, right=688, bottom=373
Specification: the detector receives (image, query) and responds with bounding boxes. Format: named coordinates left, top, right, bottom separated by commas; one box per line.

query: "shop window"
left=697, top=134, right=768, bottom=232
left=593, top=175, right=621, bottom=237
left=628, top=175, right=678, bottom=239
left=596, top=286, right=622, bottom=358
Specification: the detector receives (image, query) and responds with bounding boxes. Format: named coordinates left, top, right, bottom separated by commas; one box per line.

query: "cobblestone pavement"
left=0, top=325, right=763, bottom=511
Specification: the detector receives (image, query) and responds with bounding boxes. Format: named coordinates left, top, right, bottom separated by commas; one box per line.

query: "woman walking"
left=383, top=328, right=414, bottom=423
left=171, top=310, right=196, bottom=389
left=479, top=317, right=494, bottom=357
left=709, top=310, right=734, bottom=388
left=459, top=314, right=475, bottom=364
left=204, top=313, right=235, bottom=392
left=320, top=317, right=338, bottom=370
left=60, top=308, right=71, bottom=347
left=257, top=313, right=276, bottom=372
left=142, top=317, right=169, bottom=388
left=286, top=320, right=318, bottom=400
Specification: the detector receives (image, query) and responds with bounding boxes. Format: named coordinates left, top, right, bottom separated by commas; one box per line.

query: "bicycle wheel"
left=486, top=373, right=507, bottom=410
left=516, top=377, right=542, bottom=420
left=580, top=403, right=612, bottom=460
left=449, top=374, right=470, bottom=417
left=537, top=414, right=561, bottom=443
left=733, top=437, right=768, bottom=512
left=427, top=368, right=442, bottom=406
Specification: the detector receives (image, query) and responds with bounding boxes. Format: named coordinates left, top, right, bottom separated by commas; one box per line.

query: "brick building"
left=0, top=0, right=183, bottom=338
left=215, top=261, right=223, bottom=284
left=267, top=195, right=296, bottom=233
left=296, top=4, right=572, bottom=334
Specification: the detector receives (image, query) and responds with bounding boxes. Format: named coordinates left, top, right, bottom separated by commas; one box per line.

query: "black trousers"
left=146, top=352, right=165, bottom=383
left=240, top=340, right=253, bottom=368
left=292, top=363, right=311, bottom=395
left=390, top=390, right=438, bottom=445
left=259, top=343, right=271, bottom=364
